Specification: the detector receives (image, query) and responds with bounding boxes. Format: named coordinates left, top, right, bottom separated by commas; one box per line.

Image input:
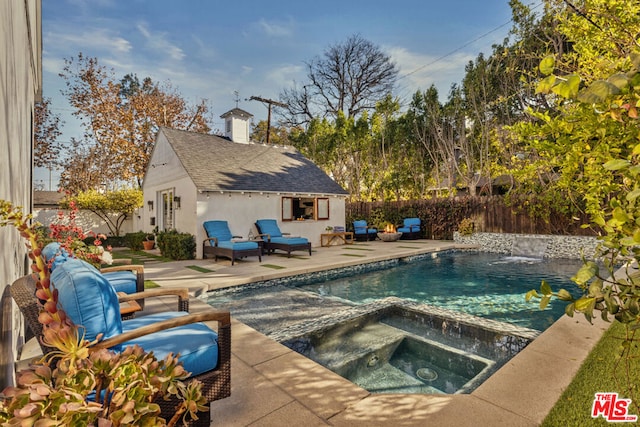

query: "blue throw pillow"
left=42, top=242, right=70, bottom=272
left=52, top=259, right=123, bottom=343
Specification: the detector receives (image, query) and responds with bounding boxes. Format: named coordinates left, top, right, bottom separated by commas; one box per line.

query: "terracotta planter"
left=142, top=240, right=155, bottom=250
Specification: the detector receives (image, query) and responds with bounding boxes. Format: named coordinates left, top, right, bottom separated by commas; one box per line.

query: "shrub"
left=157, top=230, right=196, bottom=260
left=123, top=231, right=147, bottom=251
left=458, top=218, right=475, bottom=236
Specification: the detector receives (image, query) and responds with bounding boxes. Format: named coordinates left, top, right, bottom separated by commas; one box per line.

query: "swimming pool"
left=299, top=251, right=583, bottom=331
left=206, top=250, right=583, bottom=334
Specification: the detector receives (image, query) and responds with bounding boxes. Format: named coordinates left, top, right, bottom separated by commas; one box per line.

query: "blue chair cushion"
left=42, top=242, right=70, bottom=272
left=217, top=241, right=259, bottom=251
left=403, top=218, right=421, bottom=227
left=122, top=312, right=219, bottom=375
left=203, top=220, right=233, bottom=241
left=103, top=271, right=138, bottom=294
left=353, top=220, right=376, bottom=235
left=256, top=219, right=283, bottom=238
left=398, top=218, right=421, bottom=233
left=52, top=259, right=123, bottom=343
left=271, top=236, right=308, bottom=246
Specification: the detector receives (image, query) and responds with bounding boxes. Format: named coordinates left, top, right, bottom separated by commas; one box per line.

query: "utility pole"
left=248, top=96, right=287, bottom=144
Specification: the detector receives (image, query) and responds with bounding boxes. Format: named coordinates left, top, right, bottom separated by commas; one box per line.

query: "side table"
left=321, top=231, right=355, bottom=247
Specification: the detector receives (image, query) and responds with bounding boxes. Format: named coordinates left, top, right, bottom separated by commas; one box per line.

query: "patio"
left=18, top=239, right=609, bottom=426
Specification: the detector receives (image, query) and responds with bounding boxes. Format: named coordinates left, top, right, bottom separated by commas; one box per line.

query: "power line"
left=399, top=1, right=543, bottom=82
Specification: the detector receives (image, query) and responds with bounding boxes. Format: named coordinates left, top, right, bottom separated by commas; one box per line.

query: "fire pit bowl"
left=377, top=232, right=402, bottom=242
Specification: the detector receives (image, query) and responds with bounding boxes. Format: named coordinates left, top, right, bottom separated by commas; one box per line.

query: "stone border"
left=453, top=231, right=599, bottom=259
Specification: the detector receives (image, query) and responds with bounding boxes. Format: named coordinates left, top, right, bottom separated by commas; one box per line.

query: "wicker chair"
left=255, top=219, right=312, bottom=257
left=398, top=218, right=422, bottom=240
left=10, top=271, right=231, bottom=426
left=203, top=220, right=262, bottom=265
left=352, top=220, right=378, bottom=241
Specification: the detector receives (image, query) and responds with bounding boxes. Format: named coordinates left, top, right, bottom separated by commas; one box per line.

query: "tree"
left=251, top=120, right=292, bottom=145
left=61, top=188, right=143, bottom=236
left=59, top=53, right=212, bottom=191
left=519, top=0, right=640, bottom=410
left=279, top=34, right=398, bottom=127
left=34, top=97, right=63, bottom=170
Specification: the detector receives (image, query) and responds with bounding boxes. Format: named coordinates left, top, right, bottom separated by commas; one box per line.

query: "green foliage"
left=457, top=218, right=475, bottom=236
left=156, top=230, right=196, bottom=260
left=103, top=235, right=126, bottom=248
left=521, top=0, right=640, bottom=411
left=62, top=188, right=143, bottom=237
left=123, top=231, right=148, bottom=251
left=0, top=200, right=205, bottom=426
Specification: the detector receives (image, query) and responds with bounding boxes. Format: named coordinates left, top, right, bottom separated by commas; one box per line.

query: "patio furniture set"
left=10, top=243, right=229, bottom=425
left=202, top=217, right=422, bottom=264
left=353, top=217, right=422, bottom=241
left=202, top=218, right=312, bottom=265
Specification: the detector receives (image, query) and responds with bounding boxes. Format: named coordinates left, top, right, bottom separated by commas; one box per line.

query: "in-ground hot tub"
left=279, top=300, right=536, bottom=395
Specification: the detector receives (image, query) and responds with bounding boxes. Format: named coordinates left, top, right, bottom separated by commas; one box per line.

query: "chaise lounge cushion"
left=255, top=219, right=284, bottom=238
left=270, top=236, right=309, bottom=246
left=52, top=259, right=219, bottom=376
left=217, top=240, right=259, bottom=251
left=203, top=220, right=233, bottom=242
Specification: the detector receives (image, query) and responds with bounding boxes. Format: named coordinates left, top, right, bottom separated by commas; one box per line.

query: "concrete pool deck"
left=134, top=240, right=610, bottom=425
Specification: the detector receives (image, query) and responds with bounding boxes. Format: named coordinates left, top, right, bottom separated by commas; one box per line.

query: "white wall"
left=34, top=209, right=134, bottom=237
left=143, top=130, right=347, bottom=259
left=194, top=192, right=346, bottom=258
left=139, top=131, right=197, bottom=234
left=0, top=0, right=42, bottom=389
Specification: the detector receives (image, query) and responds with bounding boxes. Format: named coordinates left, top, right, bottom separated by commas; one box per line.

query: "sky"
left=37, top=0, right=542, bottom=190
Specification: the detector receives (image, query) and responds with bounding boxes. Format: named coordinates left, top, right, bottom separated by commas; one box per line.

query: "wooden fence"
left=346, top=196, right=597, bottom=240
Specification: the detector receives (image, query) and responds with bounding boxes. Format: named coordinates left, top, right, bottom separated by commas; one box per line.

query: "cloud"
left=257, top=18, right=294, bottom=37
left=45, top=28, right=132, bottom=56
left=266, top=63, right=304, bottom=89
left=386, top=46, right=474, bottom=100
left=136, top=22, right=185, bottom=61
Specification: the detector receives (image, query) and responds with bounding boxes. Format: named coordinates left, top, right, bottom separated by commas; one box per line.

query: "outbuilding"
left=140, top=108, right=349, bottom=258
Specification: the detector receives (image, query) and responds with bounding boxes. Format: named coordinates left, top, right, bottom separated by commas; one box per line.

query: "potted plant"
left=143, top=233, right=155, bottom=250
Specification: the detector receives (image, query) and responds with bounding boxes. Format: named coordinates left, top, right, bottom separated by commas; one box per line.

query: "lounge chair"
left=10, top=259, right=231, bottom=425
left=352, top=220, right=378, bottom=241
left=203, top=220, right=262, bottom=265
left=398, top=217, right=421, bottom=240
left=255, top=219, right=312, bottom=257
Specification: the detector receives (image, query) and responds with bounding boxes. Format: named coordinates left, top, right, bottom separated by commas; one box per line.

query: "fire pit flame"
left=378, top=224, right=402, bottom=242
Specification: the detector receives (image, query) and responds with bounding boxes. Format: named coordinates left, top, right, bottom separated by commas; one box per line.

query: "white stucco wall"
left=34, top=209, right=134, bottom=237
left=142, top=129, right=348, bottom=259
left=139, top=131, right=197, bottom=234
left=194, top=192, right=346, bottom=259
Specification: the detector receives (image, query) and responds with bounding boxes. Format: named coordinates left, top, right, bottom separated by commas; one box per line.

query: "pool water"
left=280, top=304, right=530, bottom=395
left=298, top=251, right=584, bottom=331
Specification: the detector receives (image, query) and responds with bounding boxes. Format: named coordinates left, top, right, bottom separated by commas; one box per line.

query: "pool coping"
left=145, top=240, right=610, bottom=426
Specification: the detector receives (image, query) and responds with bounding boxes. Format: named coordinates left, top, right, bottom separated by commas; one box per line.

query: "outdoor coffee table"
left=320, top=231, right=354, bottom=247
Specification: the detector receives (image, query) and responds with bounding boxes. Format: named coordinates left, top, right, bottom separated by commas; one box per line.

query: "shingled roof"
left=159, top=127, right=348, bottom=195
